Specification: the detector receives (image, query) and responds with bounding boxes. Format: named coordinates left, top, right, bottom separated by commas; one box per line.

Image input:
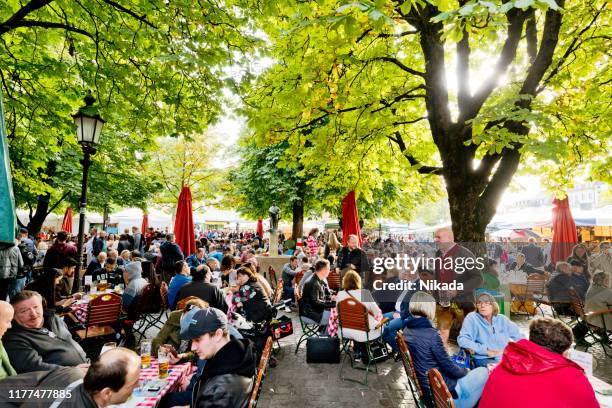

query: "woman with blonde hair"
left=457, top=292, right=523, bottom=367
left=325, top=231, right=341, bottom=258
left=404, top=291, right=489, bottom=408
left=336, top=270, right=383, bottom=361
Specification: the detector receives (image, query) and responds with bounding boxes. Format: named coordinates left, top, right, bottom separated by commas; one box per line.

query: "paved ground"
left=256, top=308, right=611, bottom=408
left=139, top=306, right=611, bottom=408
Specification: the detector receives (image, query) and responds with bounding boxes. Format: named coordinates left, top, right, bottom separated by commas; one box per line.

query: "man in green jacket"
left=0, top=300, right=16, bottom=379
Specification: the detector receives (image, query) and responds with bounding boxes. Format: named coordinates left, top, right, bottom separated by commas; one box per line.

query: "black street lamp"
left=72, top=92, right=105, bottom=293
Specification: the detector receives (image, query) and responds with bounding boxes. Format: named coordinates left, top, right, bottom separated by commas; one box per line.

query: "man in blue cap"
left=181, top=307, right=256, bottom=408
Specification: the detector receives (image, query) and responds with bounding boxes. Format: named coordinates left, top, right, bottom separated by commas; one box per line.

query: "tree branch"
left=98, top=0, right=158, bottom=29
left=521, top=0, right=565, bottom=96
left=368, top=57, right=426, bottom=77
left=456, top=27, right=471, bottom=117
left=46, top=190, right=71, bottom=216
left=388, top=132, right=443, bottom=175
left=377, top=30, right=418, bottom=38
left=538, top=2, right=604, bottom=92
left=392, top=116, right=427, bottom=126
left=525, top=9, right=538, bottom=65
left=0, top=20, right=94, bottom=38
left=478, top=147, right=521, bottom=223
left=460, top=9, right=527, bottom=122
left=0, top=0, right=53, bottom=35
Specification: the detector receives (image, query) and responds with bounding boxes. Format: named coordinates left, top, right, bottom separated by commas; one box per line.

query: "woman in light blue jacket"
left=458, top=292, right=524, bottom=367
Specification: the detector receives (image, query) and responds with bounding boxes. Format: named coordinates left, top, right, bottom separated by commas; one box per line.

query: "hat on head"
left=180, top=307, right=227, bottom=340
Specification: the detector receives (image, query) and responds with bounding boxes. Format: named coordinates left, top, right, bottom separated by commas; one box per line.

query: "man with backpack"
left=13, top=228, right=36, bottom=298
left=0, top=240, right=23, bottom=301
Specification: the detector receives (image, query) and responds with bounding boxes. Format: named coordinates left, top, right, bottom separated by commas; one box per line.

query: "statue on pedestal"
left=269, top=202, right=281, bottom=232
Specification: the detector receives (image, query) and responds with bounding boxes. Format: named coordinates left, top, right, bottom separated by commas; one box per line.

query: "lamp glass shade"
left=74, top=114, right=104, bottom=145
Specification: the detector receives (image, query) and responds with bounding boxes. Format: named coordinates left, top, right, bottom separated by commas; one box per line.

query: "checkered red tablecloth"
left=327, top=307, right=338, bottom=337
left=70, top=302, right=88, bottom=324
left=131, top=360, right=193, bottom=407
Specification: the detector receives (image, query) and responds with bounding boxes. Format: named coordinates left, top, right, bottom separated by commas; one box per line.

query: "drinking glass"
left=140, top=340, right=152, bottom=369
left=101, top=342, right=117, bottom=354
left=158, top=350, right=169, bottom=379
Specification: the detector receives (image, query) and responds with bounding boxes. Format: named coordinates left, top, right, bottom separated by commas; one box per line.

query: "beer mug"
left=140, top=340, right=152, bottom=369
left=158, top=350, right=169, bottom=379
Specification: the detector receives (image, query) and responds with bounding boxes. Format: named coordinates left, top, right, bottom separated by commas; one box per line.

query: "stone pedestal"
left=256, top=254, right=291, bottom=284
left=269, top=230, right=279, bottom=256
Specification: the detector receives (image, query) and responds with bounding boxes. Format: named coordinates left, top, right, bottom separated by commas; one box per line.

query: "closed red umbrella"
left=174, top=186, right=196, bottom=257
left=61, top=207, right=73, bottom=234
left=141, top=212, right=149, bottom=233
left=256, top=219, right=264, bottom=238
left=341, top=190, right=362, bottom=246
left=551, top=197, right=577, bottom=265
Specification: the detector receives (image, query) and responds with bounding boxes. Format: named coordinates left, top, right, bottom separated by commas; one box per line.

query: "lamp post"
left=72, top=92, right=105, bottom=293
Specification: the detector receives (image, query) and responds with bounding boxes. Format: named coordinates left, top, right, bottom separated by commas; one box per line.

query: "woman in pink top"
left=307, top=228, right=319, bottom=256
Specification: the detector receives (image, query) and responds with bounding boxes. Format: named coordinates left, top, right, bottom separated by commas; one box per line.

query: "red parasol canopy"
left=61, top=207, right=73, bottom=234
left=256, top=219, right=264, bottom=238
left=551, top=197, right=577, bottom=265
left=174, top=186, right=196, bottom=257
left=341, top=190, right=362, bottom=247
left=141, top=212, right=149, bottom=233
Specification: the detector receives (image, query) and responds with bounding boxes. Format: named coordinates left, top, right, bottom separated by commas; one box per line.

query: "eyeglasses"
left=477, top=300, right=492, bottom=305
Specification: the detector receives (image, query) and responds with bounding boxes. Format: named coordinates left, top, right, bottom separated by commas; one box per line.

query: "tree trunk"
left=292, top=199, right=303, bottom=240
left=26, top=193, right=51, bottom=236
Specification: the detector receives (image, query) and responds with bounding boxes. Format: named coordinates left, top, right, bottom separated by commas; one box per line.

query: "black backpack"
left=17, top=241, right=35, bottom=278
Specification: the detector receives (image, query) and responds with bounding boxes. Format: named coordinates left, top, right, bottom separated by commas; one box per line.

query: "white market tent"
left=489, top=205, right=612, bottom=229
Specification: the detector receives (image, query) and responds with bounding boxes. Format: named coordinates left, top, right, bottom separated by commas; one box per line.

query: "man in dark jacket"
left=43, top=231, right=78, bottom=269
left=3, top=291, right=88, bottom=373
left=160, top=234, right=184, bottom=281
left=299, top=259, right=335, bottom=327
left=507, top=253, right=543, bottom=276
left=181, top=307, right=256, bottom=408
left=336, top=234, right=370, bottom=286
left=547, top=261, right=574, bottom=316
left=521, top=238, right=544, bottom=268
left=56, top=347, right=141, bottom=408
left=175, top=267, right=228, bottom=313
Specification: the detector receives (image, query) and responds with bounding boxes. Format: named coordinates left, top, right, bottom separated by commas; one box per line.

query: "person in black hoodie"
left=181, top=307, right=256, bottom=408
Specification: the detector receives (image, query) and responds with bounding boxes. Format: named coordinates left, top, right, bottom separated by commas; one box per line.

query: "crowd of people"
left=0, top=223, right=608, bottom=407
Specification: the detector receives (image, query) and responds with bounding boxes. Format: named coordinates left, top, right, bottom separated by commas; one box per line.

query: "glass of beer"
left=140, top=340, right=152, bottom=369
left=158, top=349, right=169, bottom=379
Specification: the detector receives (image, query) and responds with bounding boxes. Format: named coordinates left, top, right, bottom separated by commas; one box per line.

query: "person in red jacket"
left=480, top=317, right=598, bottom=408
